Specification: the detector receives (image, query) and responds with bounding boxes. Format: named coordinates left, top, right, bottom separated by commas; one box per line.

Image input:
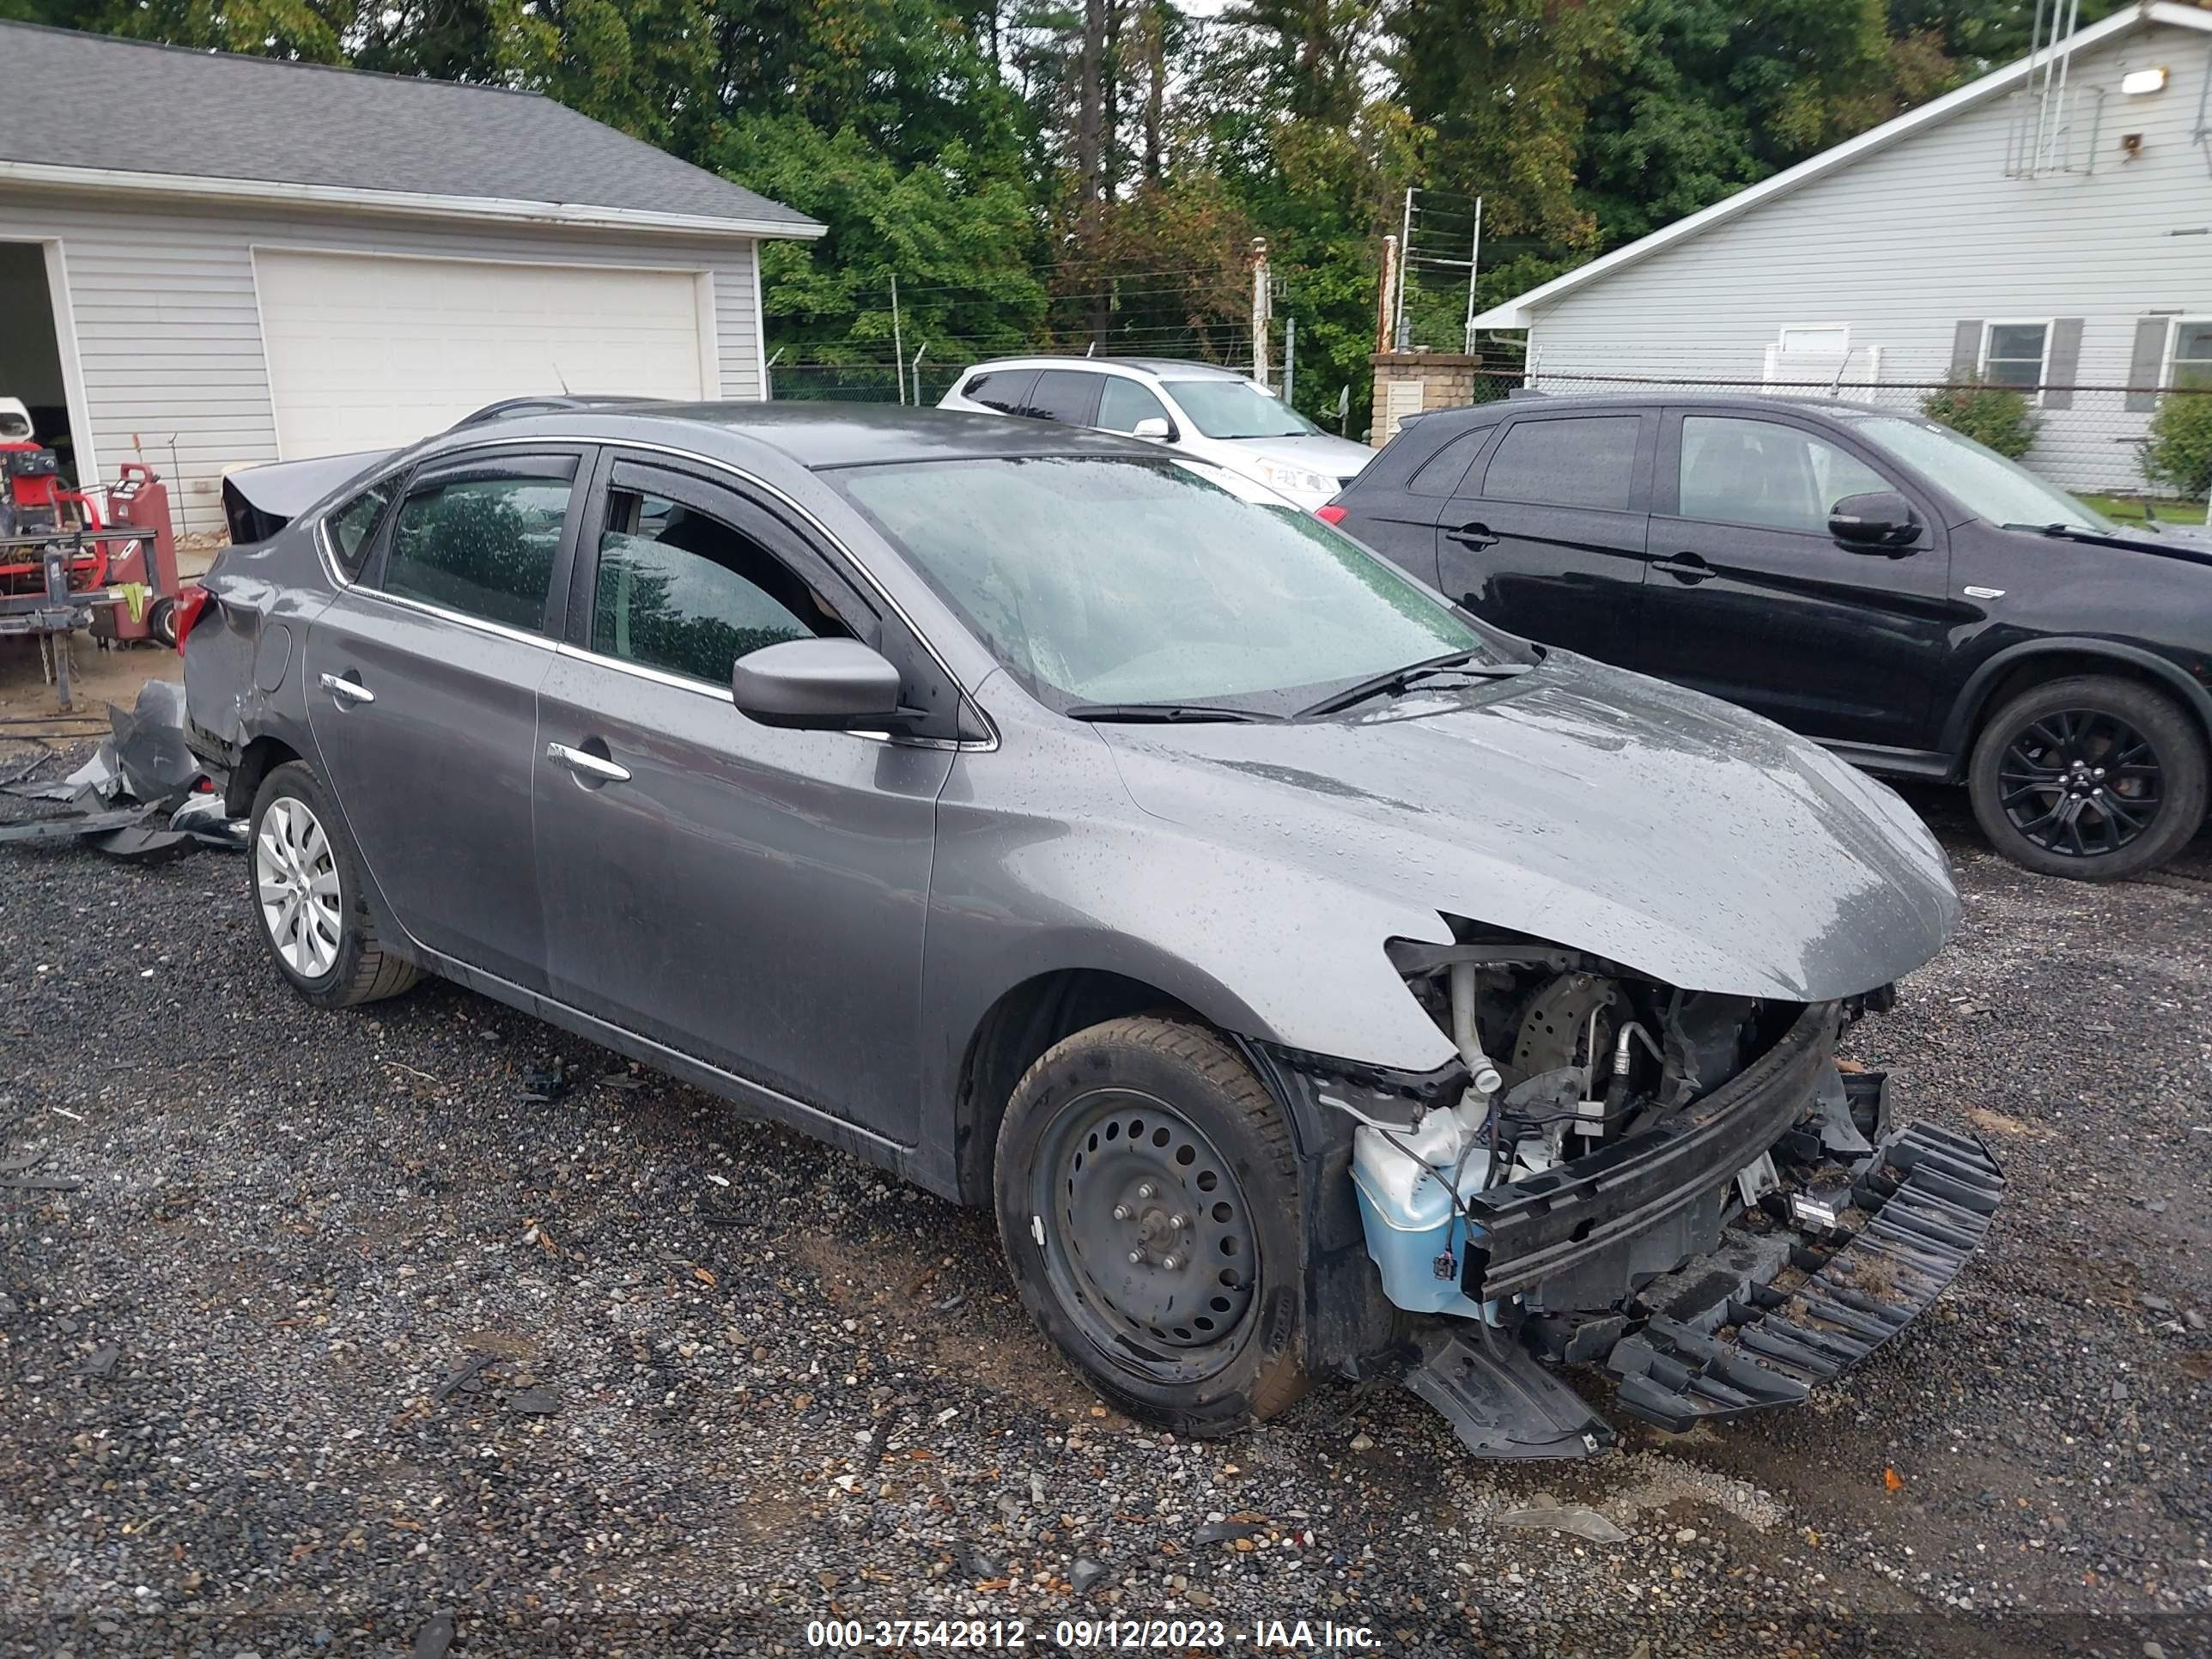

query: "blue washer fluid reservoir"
left=1349, top=1106, right=1497, bottom=1322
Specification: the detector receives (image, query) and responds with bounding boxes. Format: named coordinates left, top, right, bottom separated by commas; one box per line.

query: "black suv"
left=1329, top=393, right=2212, bottom=880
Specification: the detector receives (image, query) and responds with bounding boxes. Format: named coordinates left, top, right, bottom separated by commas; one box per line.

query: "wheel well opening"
left=1967, top=653, right=2212, bottom=763
left=954, top=969, right=1204, bottom=1206
left=225, top=735, right=300, bottom=817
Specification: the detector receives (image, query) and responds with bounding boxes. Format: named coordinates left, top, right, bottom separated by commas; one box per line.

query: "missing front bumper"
left=1397, top=1118, right=2004, bottom=1459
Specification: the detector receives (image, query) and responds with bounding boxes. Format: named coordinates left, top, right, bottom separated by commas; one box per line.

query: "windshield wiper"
left=1296, top=650, right=1531, bottom=719
left=1064, top=701, right=1285, bottom=724
left=2001, top=521, right=2117, bottom=541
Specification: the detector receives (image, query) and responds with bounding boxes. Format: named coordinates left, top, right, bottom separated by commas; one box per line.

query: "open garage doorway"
left=0, top=240, right=79, bottom=484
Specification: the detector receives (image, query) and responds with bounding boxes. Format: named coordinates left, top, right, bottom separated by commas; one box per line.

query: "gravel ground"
left=1, top=752, right=2207, bottom=1659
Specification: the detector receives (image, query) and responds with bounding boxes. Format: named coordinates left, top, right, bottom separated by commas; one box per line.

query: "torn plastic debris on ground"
left=0, top=678, right=243, bottom=857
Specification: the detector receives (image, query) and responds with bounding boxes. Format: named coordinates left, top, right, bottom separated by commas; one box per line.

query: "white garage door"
left=254, top=249, right=710, bottom=459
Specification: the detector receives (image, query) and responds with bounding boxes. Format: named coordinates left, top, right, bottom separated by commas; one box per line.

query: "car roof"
left=446, top=398, right=1169, bottom=471
left=957, top=356, right=1250, bottom=382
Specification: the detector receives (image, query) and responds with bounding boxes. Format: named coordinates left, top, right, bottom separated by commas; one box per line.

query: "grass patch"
left=2078, top=492, right=2210, bottom=525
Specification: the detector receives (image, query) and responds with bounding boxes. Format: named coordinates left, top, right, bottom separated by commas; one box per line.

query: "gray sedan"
left=184, top=403, right=1995, bottom=1457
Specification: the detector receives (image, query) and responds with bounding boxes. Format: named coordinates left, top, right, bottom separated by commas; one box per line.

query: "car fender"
left=1942, top=635, right=2212, bottom=757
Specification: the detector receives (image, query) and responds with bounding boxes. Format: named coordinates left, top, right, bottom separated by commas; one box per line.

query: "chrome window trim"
left=361, top=582, right=563, bottom=650
left=548, top=641, right=994, bottom=752
left=309, top=431, right=1001, bottom=753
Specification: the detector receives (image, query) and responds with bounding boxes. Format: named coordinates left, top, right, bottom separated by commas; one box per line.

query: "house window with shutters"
left=1979, top=321, right=2051, bottom=392
left=2169, top=319, right=2212, bottom=391
left=1953, top=317, right=2081, bottom=409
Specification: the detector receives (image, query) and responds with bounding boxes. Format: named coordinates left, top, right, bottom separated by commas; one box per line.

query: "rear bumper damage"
left=1257, top=1020, right=2004, bottom=1461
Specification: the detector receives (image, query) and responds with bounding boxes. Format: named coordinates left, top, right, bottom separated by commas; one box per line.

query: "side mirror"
left=1828, top=491, right=1921, bottom=551
left=1131, top=416, right=1176, bottom=442
left=731, top=638, right=902, bottom=731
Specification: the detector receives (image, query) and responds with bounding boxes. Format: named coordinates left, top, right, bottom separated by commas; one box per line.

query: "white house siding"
left=1522, top=20, right=2212, bottom=494
left=0, top=189, right=764, bottom=534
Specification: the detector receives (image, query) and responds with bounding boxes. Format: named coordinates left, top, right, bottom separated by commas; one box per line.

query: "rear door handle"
left=547, top=741, right=631, bottom=785
left=319, top=672, right=374, bottom=706
left=1446, top=522, right=1498, bottom=550
left=1650, top=553, right=1715, bottom=584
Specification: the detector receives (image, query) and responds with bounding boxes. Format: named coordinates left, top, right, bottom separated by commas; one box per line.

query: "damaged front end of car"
left=1250, top=921, right=2002, bottom=1460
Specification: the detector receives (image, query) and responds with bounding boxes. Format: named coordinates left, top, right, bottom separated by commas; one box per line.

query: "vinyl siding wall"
left=1523, top=21, right=2212, bottom=493
left=0, top=190, right=765, bottom=534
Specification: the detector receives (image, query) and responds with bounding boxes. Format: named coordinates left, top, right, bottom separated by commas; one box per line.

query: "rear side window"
left=1027, top=370, right=1103, bottom=426
left=384, top=472, right=572, bottom=632
left=963, top=369, right=1040, bottom=416
left=1410, top=428, right=1496, bottom=496
left=324, top=481, right=393, bottom=580
left=1480, top=416, right=1641, bottom=511
left=592, top=489, right=847, bottom=684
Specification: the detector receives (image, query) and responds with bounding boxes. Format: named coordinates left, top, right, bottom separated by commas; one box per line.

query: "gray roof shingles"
left=0, top=21, right=818, bottom=234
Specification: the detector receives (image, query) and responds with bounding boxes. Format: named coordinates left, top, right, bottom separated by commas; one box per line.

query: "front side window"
left=1677, top=416, right=1890, bottom=534
left=325, top=480, right=394, bottom=580
left=1850, top=414, right=2112, bottom=532
left=1980, top=322, right=2050, bottom=391
left=1159, top=380, right=1319, bottom=440
left=384, top=472, right=571, bottom=631
left=592, top=491, right=846, bottom=685
left=1097, top=377, right=1172, bottom=434
left=2172, top=320, right=2212, bottom=391
left=835, top=456, right=1499, bottom=714
left=1480, top=416, right=1640, bottom=511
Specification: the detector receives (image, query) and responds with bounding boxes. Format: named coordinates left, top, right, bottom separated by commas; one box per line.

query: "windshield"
left=1850, top=415, right=2116, bottom=533
left=1162, top=380, right=1322, bottom=440
left=834, top=456, right=1500, bottom=714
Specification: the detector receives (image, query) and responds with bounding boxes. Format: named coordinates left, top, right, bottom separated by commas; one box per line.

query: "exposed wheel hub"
left=1047, top=1095, right=1255, bottom=1350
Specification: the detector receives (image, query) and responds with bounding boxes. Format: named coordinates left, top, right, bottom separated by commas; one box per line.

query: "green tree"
left=1385, top=0, right=1632, bottom=248
left=714, top=116, right=1046, bottom=374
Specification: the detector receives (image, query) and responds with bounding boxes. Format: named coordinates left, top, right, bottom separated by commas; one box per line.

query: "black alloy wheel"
left=1969, top=676, right=2208, bottom=881
left=1997, top=708, right=2163, bottom=857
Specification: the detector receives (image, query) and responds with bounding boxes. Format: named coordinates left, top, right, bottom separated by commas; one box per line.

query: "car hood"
left=1097, top=653, right=1960, bottom=1003
left=1213, top=432, right=1376, bottom=478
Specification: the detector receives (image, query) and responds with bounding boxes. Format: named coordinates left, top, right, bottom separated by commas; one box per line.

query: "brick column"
left=1369, top=352, right=1486, bottom=447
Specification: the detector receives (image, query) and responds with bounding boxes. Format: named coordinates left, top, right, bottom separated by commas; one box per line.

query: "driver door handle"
left=1650, top=553, right=1715, bottom=584
left=1446, top=522, right=1498, bottom=550
left=547, top=741, right=631, bottom=785
left=319, top=672, right=374, bottom=705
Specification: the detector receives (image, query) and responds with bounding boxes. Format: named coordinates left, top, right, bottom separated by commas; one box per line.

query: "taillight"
left=1316, top=504, right=1347, bottom=526
left=173, top=585, right=211, bottom=653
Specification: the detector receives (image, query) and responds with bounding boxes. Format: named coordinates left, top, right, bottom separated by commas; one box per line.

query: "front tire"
left=994, top=1016, right=1309, bottom=1437
left=249, top=761, right=421, bottom=1008
left=1967, top=675, right=2208, bottom=881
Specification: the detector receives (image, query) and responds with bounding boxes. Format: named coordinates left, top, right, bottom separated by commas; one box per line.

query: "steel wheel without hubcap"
left=256, top=796, right=343, bottom=978
left=1996, top=708, right=2164, bottom=860
left=1032, top=1088, right=1257, bottom=1382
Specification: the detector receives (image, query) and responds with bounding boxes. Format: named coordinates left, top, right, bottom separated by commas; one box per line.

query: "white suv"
left=938, top=356, right=1373, bottom=511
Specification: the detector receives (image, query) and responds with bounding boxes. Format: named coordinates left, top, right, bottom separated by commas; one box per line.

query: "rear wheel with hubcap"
left=248, top=762, right=421, bottom=1007
left=1968, top=675, right=2208, bottom=881
left=994, top=1016, right=1308, bottom=1436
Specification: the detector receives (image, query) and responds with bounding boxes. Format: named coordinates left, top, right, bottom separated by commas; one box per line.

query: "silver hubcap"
left=255, top=796, right=342, bottom=978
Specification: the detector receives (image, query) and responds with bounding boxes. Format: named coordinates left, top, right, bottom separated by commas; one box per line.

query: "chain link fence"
left=1451, top=366, right=2212, bottom=520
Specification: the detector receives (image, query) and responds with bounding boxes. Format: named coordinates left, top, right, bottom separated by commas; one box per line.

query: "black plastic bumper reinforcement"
left=1606, top=1121, right=2004, bottom=1432
left=1462, top=1001, right=1838, bottom=1304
